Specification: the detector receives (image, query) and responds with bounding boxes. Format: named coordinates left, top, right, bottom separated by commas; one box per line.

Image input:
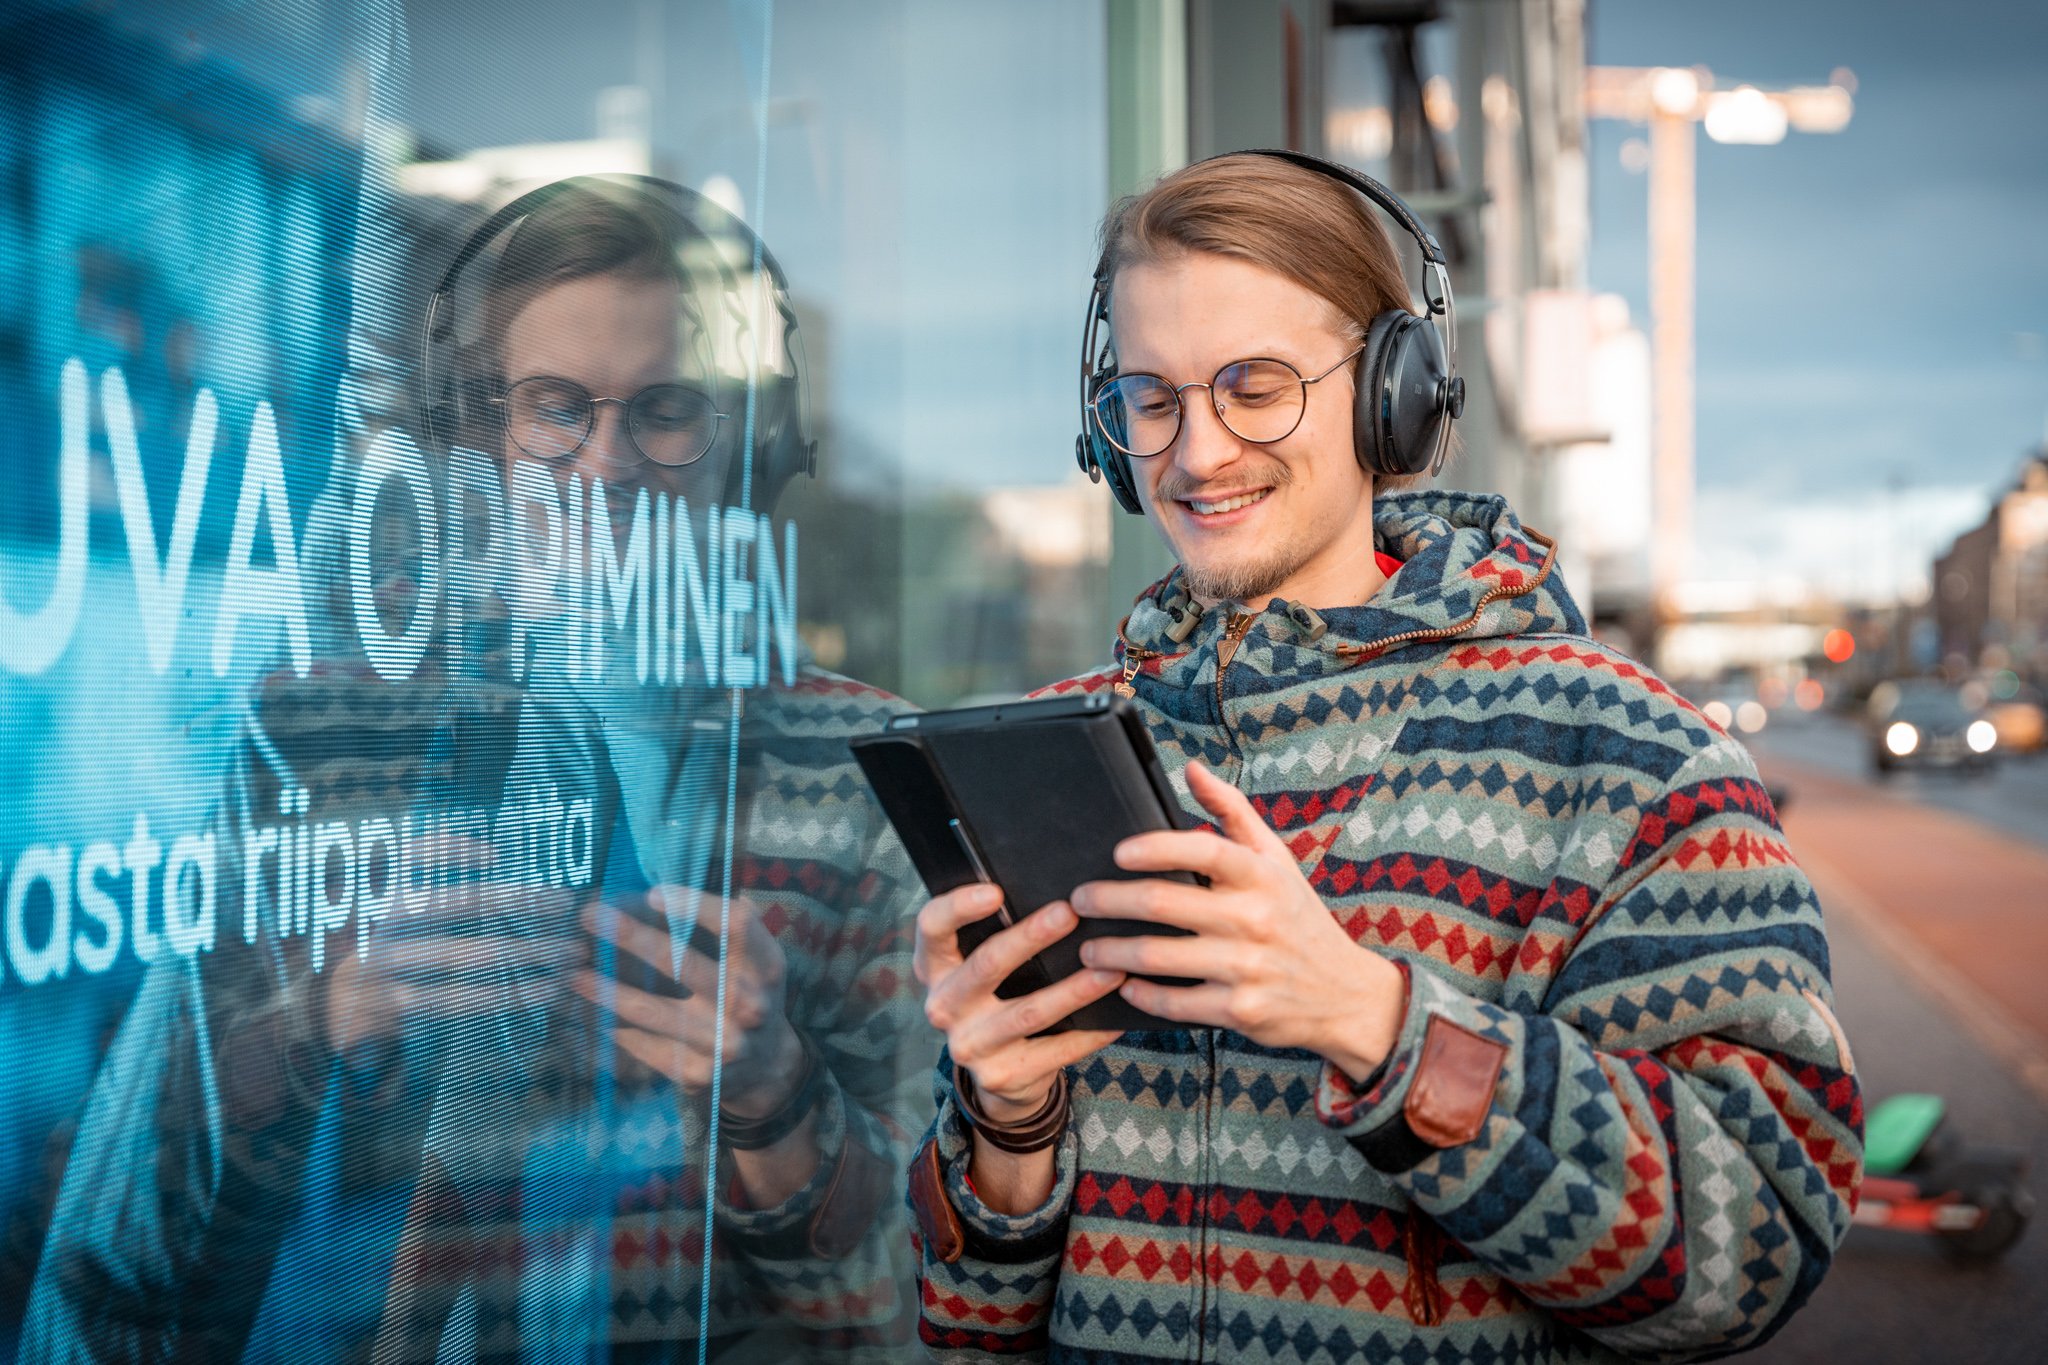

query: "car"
left=1867, top=681, right=1998, bottom=776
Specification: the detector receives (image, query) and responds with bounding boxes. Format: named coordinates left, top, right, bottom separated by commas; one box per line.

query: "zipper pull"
left=1114, top=655, right=1141, bottom=698
left=1216, top=612, right=1256, bottom=671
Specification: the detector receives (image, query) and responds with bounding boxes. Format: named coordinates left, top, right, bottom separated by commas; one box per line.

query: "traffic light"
left=1822, top=628, right=1855, bottom=664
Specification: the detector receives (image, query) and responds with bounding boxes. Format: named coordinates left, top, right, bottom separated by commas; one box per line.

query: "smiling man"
left=908, top=152, right=1861, bottom=1363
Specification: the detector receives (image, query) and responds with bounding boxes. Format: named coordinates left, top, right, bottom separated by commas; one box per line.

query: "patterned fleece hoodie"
left=913, top=490, right=1861, bottom=1364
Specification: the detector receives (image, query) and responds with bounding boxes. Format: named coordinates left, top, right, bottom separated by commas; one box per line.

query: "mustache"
left=1154, top=460, right=1293, bottom=505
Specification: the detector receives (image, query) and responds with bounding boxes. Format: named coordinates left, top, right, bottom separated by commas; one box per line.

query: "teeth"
left=1188, top=488, right=1270, bottom=516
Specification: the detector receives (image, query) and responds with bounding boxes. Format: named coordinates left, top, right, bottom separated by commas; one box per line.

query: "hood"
left=1117, top=490, right=1585, bottom=695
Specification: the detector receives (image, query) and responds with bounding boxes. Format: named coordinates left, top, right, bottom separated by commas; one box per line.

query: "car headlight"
left=1885, top=721, right=1920, bottom=756
left=1967, top=720, right=1997, bottom=754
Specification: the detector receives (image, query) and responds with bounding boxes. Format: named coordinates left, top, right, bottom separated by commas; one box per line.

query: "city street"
left=1740, top=712, right=2048, bottom=1364
left=1752, top=709, right=2048, bottom=853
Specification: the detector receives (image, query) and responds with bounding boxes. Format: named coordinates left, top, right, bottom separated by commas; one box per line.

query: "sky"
left=355, top=0, right=2048, bottom=603
left=397, top=0, right=2048, bottom=603
left=1585, top=0, right=2048, bottom=602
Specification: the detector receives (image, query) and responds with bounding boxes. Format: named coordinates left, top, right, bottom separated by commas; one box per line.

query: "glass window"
left=0, top=2, right=1110, bottom=1357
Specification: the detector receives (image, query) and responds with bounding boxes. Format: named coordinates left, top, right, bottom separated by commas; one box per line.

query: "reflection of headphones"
left=421, top=173, right=816, bottom=509
left=1075, top=149, right=1465, bottom=514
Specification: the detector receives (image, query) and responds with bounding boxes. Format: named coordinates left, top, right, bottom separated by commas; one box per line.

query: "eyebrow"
left=1116, top=347, right=1314, bottom=379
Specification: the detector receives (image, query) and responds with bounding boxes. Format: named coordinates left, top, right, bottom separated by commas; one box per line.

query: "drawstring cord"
left=1402, top=1211, right=1449, bottom=1327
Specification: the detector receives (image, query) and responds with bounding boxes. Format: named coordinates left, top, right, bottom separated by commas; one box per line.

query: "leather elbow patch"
left=1403, top=1016, right=1508, bottom=1148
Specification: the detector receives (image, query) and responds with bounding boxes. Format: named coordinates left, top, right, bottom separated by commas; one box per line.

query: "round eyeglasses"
left=1089, top=346, right=1366, bottom=459
left=491, top=376, right=727, bottom=467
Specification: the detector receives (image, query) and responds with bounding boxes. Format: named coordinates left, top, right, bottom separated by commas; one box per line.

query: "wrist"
left=1317, top=949, right=1409, bottom=1084
left=975, top=1077, right=1058, bottom=1125
left=721, top=1019, right=806, bottom=1120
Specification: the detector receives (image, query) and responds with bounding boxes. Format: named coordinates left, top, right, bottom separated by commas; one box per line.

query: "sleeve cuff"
left=931, top=1080, right=1077, bottom=1260
left=1315, top=964, right=1519, bottom=1166
left=715, top=1079, right=850, bottom=1239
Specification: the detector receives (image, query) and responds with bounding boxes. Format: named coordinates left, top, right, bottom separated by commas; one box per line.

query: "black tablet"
left=850, top=692, right=1198, bottom=1032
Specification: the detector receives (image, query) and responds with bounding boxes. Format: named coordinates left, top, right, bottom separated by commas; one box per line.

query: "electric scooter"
left=1853, top=1093, right=2033, bottom=1261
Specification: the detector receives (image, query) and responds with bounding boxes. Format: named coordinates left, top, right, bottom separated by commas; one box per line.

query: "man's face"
left=1109, top=252, right=1376, bottom=611
left=500, top=271, right=733, bottom=519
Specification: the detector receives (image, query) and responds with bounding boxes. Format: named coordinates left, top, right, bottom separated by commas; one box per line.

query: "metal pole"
left=1648, top=106, right=1694, bottom=619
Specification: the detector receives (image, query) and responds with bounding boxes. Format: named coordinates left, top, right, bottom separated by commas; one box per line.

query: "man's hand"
left=914, top=887, right=1127, bottom=1121
left=571, top=890, right=802, bottom=1120
left=1072, top=760, right=1407, bottom=1082
left=325, top=832, right=584, bottom=1055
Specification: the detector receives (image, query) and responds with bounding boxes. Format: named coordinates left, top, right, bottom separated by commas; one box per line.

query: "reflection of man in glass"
left=378, top=174, right=933, bottom=1361
left=25, top=176, right=931, bottom=1363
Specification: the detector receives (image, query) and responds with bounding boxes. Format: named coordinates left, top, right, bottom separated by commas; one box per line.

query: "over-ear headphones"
left=1075, top=149, right=1464, bottom=514
left=421, top=173, right=815, bottom=511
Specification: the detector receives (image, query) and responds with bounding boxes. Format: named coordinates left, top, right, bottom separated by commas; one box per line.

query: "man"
left=25, top=176, right=931, bottom=1363
left=910, top=152, right=1860, bottom=1362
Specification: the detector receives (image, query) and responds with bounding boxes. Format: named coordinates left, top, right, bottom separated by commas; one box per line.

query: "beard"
left=1153, top=458, right=1301, bottom=605
left=1180, top=545, right=1301, bottom=605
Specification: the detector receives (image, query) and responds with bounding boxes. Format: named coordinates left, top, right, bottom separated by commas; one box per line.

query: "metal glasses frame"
left=1089, top=343, right=1369, bottom=458
left=487, top=376, right=729, bottom=468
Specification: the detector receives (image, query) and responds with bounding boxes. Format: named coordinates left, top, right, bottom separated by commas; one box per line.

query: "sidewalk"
left=1755, top=753, right=2048, bottom=1104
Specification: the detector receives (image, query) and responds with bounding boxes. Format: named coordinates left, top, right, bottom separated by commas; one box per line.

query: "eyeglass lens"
left=503, top=377, right=721, bottom=466
left=1091, top=359, right=1310, bottom=458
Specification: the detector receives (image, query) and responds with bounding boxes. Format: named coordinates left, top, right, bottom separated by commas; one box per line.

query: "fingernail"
left=1079, top=942, right=1097, bottom=965
left=1045, top=901, right=1075, bottom=929
left=1091, top=969, right=1121, bottom=985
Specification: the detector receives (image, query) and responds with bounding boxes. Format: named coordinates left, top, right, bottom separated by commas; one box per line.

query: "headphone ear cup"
left=1079, top=427, right=1142, bottom=515
left=1100, top=440, right=1142, bottom=515
left=1079, top=352, right=1143, bottom=514
left=752, top=371, right=817, bottom=508
left=1353, top=310, right=1407, bottom=475
left=1353, top=310, right=1448, bottom=477
left=1088, top=404, right=1144, bottom=515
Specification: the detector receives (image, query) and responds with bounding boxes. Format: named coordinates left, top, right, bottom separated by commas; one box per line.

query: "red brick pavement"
left=1756, top=754, right=2048, bottom=1085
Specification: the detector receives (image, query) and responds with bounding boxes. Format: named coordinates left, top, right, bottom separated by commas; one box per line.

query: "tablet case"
left=851, top=693, right=1196, bottom=1032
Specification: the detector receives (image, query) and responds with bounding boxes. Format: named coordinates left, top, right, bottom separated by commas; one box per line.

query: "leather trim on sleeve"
left=907, top=1135, right=965, bottom=1264
left=808, top=1131, right=891, bottom=1261
left=1404, top=1015, right=1507, bottom=1148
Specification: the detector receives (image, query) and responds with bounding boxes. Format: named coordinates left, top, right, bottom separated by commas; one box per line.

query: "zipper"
left=1335, top=526, right=1561, bottom=665
left=1111, top=610, right=1176, bottom=700
left=1113, top=654, right=1142, bottom=698
left=1211, top=612, right=1257, bottom=756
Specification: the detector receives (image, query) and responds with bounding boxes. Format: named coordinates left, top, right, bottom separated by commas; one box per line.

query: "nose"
left=1168, top=384, right=1245, bottom=483
left=575, top=401, right=639, bottom=485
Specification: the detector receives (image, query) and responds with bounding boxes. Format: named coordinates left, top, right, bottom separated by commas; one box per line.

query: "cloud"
left=1692, top=482, right=1990, bottom=602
